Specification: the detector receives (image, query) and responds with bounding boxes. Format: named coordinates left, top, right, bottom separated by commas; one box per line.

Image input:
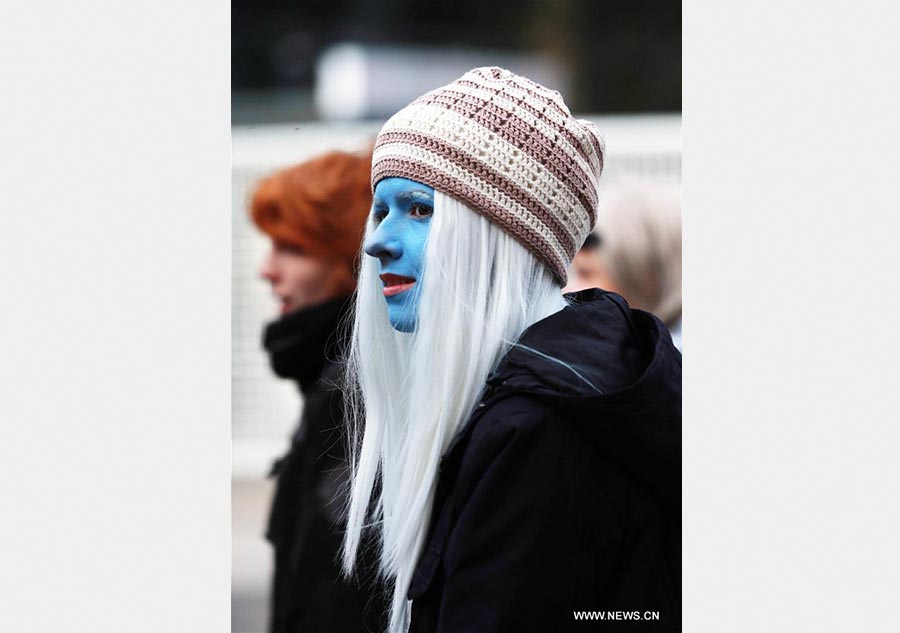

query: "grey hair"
left=594, top=182, right=682, bottom=326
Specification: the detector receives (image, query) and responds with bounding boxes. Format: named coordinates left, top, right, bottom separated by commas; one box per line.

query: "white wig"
left=341, top=191, right=569, bottom=632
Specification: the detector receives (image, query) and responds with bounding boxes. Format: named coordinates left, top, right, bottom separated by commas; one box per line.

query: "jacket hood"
left=486, top=288, right=682, bottom=509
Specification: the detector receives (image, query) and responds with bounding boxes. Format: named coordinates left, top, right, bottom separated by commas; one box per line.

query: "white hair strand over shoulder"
left=340, top=191, right=570, bottom=633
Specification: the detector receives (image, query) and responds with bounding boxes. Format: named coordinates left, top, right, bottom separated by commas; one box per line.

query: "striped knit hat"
left=371, top=66, right=605, bottom=285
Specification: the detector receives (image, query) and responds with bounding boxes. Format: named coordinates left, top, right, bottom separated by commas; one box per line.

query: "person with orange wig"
left=249, top=147, right=387, bottom=633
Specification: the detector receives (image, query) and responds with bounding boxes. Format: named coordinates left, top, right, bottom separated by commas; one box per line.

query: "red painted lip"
left=380, top=273, right=416, bottom=297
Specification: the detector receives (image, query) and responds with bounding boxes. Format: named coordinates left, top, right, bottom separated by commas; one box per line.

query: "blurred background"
left=232, top=2, right=681, bottom=632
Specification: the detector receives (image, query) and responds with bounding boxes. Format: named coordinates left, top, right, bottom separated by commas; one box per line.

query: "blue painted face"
left=364, top=177, right=435, bottom=332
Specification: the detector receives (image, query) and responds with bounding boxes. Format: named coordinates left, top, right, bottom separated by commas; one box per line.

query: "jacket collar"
left=444, top=288, right=682, bottom=509
left=262, top=294, right=354, bottom=391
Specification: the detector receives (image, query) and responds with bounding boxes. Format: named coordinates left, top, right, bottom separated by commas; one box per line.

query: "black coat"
left=263, top=296, right=387, bottom=633
left=407, top=289, right=681, bottom=633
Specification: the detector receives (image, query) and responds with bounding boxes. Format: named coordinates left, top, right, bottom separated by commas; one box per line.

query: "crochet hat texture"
left=371, top=66, right=605, bottom=284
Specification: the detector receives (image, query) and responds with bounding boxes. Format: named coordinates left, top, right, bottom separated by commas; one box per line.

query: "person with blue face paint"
left=363, top=177, right=434, bottom=333
left=341, top=68, right=682, bottom=633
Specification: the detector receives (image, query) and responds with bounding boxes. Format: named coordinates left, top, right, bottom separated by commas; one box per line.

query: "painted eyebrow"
left=372, top=189, right=434, bottom=207
left=396, top=190, right=433, bottom=202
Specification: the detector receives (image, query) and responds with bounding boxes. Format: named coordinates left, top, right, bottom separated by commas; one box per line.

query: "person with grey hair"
left=564, top=182, right=682, bottom=350
left=341, top=67, right=681, bottom=633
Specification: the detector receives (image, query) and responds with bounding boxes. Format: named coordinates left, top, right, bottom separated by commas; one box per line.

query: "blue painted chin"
left=384, top=285, right=420, bottom=333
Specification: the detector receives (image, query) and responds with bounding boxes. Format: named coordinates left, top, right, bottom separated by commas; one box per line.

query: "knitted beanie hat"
left=371, top=66, right=605, bottom=285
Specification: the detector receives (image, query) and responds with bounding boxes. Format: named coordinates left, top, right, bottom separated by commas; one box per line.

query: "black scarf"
left=262, top=294, right=354, bottom=391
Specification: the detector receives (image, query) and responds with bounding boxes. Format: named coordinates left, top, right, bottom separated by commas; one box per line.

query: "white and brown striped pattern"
left=372, top=66, right=605, bottom=284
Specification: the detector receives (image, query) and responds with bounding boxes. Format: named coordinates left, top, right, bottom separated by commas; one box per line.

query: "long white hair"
left=341, top=191, right=568, bottom=633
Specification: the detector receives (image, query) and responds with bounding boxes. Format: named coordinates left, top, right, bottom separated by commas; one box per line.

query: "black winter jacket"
left=263, top=296, right=388, bottom=633
left=407, top=288, right=681, bottom=633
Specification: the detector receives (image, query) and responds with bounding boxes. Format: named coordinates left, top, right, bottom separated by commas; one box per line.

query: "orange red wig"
left=249, top=148, right=373, bottom=296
